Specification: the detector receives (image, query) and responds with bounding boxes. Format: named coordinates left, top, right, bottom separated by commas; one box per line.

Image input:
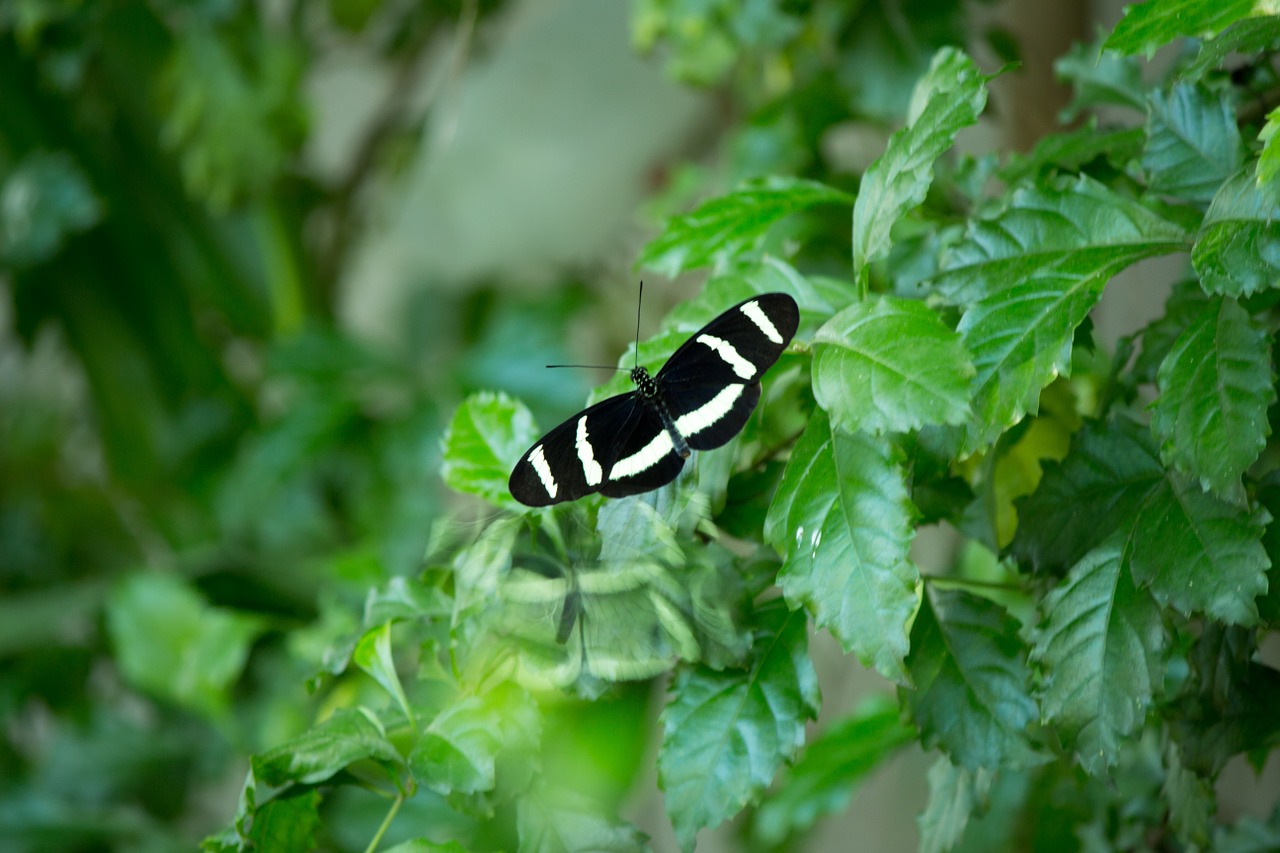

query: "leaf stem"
left=920, top=573, right=1023, bottom=592
left=364, top=790, right=405, bottom=853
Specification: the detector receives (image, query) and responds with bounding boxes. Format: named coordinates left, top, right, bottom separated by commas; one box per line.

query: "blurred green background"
left=11, top=0, right=1262, bottom=851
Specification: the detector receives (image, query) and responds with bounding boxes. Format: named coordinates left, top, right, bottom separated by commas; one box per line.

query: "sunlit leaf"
left=410, top=683, right=541, bottom=795
left=852, top=47, right=988, bottom=285
left=517, top=790, right=649, bottom=853
left=1032, top=537, right=1165, bottom=775
left=1142, top=83, right=1243, bottom=203
left=659, top=605, right=818, bottom=852
left=639, top=177, right=852, bottom=277
left=1149, top=295, right=1274, bottom=503
left=441, top=392, right=537, bottom=508
left=765, top=410, right=918, bottom=684
left=353, top=621, right=413, bottom=722
left=254, top=708, right=401, bottom=787
left=1259, top=107, right=1280, bottom=200
left=812, top=294, right=973, bottom=435
left=1106, top=0, right=1258, bottom=57
left=902, top=587, right=1039, bottom=770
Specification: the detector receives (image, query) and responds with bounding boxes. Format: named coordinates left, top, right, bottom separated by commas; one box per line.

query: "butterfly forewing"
left=509, top=292, right=798, bottom=506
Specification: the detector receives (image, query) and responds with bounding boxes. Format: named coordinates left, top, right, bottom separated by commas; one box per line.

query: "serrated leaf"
left=442, top=392, right=537, bottom=507
left=1011, top=417, right=1164, bottom=573
left=901, top=587, right=1038, bottom=770
left=752, top=694, right=914, bottom=847
left=1193, top=166, right=1280, bottom=297
left=812, top=294, right=973, bottom=435
left=106, top=572, right=264, bottom=719
left=254, top=708, right=402, bottom=787
left=1106, top=0, right=1258, bottom=57
left=517, top=790, right=649, bottom=853
left=639, top=177, right=853, bottom=277
left=934, top=176, right=1187, bottom=454
left=1032, top=537, right=1165, bottom=775
left=1055, top=40, right=1146, bottom=121
left=1179, top=15, right=1280, bottom=81
left=1134, top=279, right=1210, bottom=382
left=999, top=120, right=1145, bottom=186
left=1128, top=474, right=1270, bottom=625
left=659, top=605, right=819, bottom=852
left=1149, top=295, right=1274, bottom=503
left=917, top=757, right=993, bottom=853
left=1142, top=83, right=1243, bottom=203
left=409, top=683, right=541, bottom=795
left=852, top=47, right=988, bottom=285
left=765, top=411, right=918, bottom=684
left=1259, top=107, right=1280, bottom=200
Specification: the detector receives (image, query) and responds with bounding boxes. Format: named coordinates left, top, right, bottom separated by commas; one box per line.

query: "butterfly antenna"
left=545, top=363, right=627, bottom=370
left=633, top=281, right=644, bottom=371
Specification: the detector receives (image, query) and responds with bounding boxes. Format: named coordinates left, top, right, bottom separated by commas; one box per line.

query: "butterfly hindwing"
left=597, top=408, right=687, bottom=498
left=509, top=393, right=648, bottom=507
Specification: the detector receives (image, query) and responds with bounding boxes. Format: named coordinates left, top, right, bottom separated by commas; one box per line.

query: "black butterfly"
left=509, top=292, right=799, bottom=506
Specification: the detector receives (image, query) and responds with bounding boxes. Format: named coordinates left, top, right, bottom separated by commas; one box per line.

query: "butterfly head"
left=630, top=365, right=657, bottom=398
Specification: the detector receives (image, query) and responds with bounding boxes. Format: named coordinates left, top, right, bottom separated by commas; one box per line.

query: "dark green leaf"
left=1164, top=744, right=1214, bottom=848
left=1260, top=108, right=1280, bottom=201
left=106, top=573, right=264, bottom=718
left=254, top=708, right=402, bottom=787
left=0, top=151, right=101, bottom=266
left=659, top=605, right=819, bottom=852
left=1055, top=41, right=1146, bottom=121
left=1128, top=474, right=1270, bottom=625
left=409, top=683, right=541, bottom=795
left=902, top=588, right=1039, bottom=770
left=999, top=121, right=1145, bottom=186
left=1149, top=295, right=1274, bottom=503
left=852, top=47, right=988, bottom=285
left=1193, top=166, right=1280, bottom=297
left=1032, top=537, right=1165, bottom=774
left=1106, top=0, right=1257, bottom=57
left=813, top=294, right=973, bottom=435
left=1179, top=16, right=1280, bottom=81
left=934, top=176, right=1187, bottom=453
left=1011, top=417, right=1163, bottom=573
left=441, top=393, right=536, bottom=508
left=516, top=790, right=649, bottom=853
left=1133, top=279, right=1210, bottom=382
left=1142, top=83, right=1243, bottom=203
left=247, top=790, right=321, bottom=853
left=752, top=694, right=914, bottom=846
left=1214, top=804, right=1280, bottom=853
left=917, top=757, right=993, bottom=853
left=765, top=411, right=918, bottom=684
left=638, top=177, right=852, bottom=277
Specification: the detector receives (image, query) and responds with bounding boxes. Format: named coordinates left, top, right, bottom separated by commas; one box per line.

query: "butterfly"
left=509, top=292, right=799, bottom=506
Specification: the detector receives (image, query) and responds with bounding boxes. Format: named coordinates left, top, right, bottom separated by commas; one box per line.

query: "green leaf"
left=852, top=47, right=988, bottom=285
left=1215, top=805, right=1280, bottom=853
left=752, top=694, right=914, bottom=846
left=1134, top=279, right=1210, bottom=382
left=254, top=707, right=402, bottom=787
left=1149, top=295, right=1275, bottom=503
left=659, top=605, right=819, bottom=852
left=1142, top=83, right=1243, bottom=203
left=1259, top=107, right=1280, bottom=200
left=1127, top=474, right=1270, bottom=625
left=441, top=392, right=537, bottom=508
left=901, top=587, right=1039, bottom=770
left=516, top=790, right=649, bottom=853
left=765, top=410, right=918, bottom=684
left=410, top=683, right=541, bottom=796
left=106, top=572, right=264, bottom=719
left=1193, top=166, right=1280, bottom=297
left=999, top=120, right=1145, bottom=186
left=1179, top=15, right=1280, bottom=81
left=1012, top=417, right=1164, bottom=573
left=1054, top=40, right=1146, bottom=121
left=382, top=840, right=472, bottom=853
left=638, top=177, right=853, bottom=277
left=353, top=621, right=413, bottom=723
left=812, top=294, right=974, bottom=435
left=0, top=151, right=101, bottom=267
left=247, top=790, right=321, bottom=853
left=917, top=757, right=993, bottom=853
left=1164, top=744, right=1214, bottom=848
left=1106, top=0, right=1258, bottom=57
left=1032, top=537, right=1165, bottom=775
left=934, top=176, right=1187, bottom=454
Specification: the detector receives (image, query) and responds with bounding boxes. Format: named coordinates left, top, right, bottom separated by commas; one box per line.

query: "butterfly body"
left=509, top=293, right=799, bottom=507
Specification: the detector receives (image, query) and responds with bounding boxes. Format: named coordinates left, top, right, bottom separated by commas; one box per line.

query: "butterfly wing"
left=509, top=391, right=688, bottom=506
left=656, top=292, right=798, bottom=450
